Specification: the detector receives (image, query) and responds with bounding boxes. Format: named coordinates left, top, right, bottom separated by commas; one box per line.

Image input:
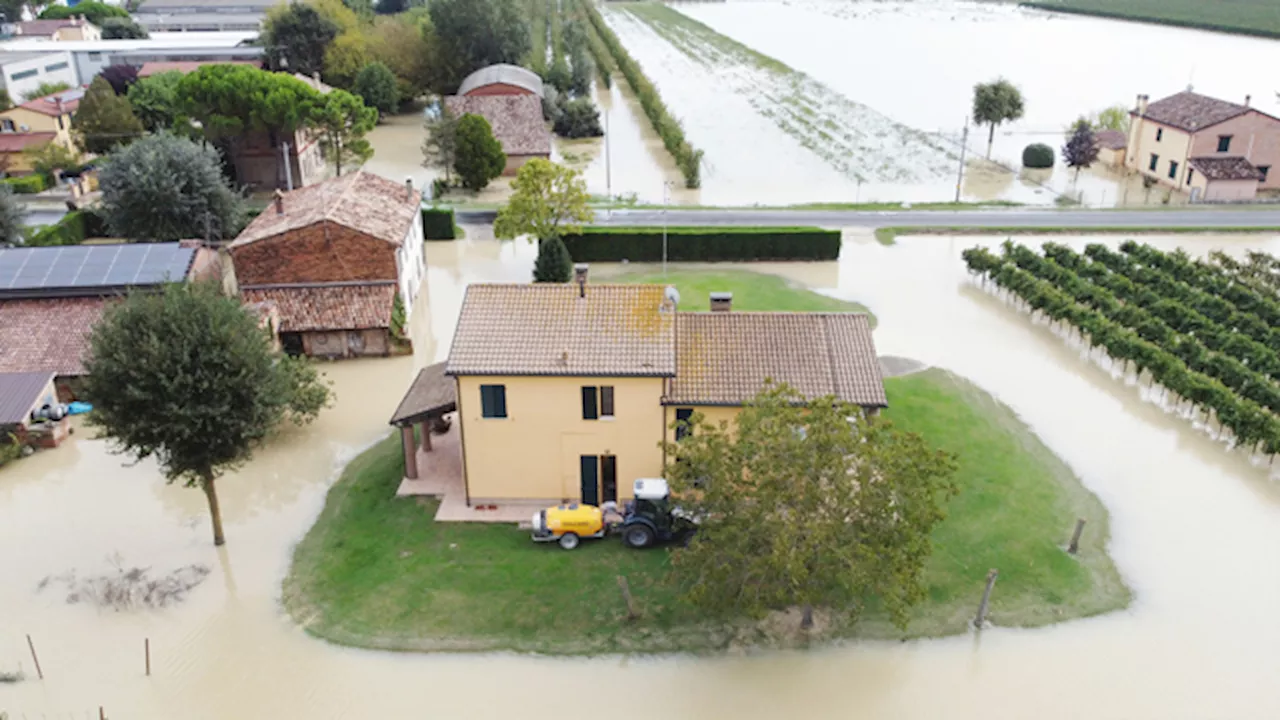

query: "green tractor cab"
left=620, top=478, right=697, bottom=549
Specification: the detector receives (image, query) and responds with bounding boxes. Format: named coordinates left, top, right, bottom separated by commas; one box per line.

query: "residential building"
left=1095, top=129, right=1126, bottom=168
left=0, top=35, right=260, bottom=86
left=0, top=50, right=77, bottom=103
left=0, top=132, right=56, bottom=174
left=228, top=170, right=426, bottom=359
left=457, top=63, right=543, bottom=98
left=0, top=86, right=83, bottom=150
left=0, top=242, right=212, bottom=398
left=9, top=17, right=102, bottom=41
left=1126, top=90, right=1280, bottom=201
left=132, top=0, right=273, bottom=33
left=444, top=94, right=551, bottom=175
left=0, top=371, right=69, bottom=449
left=403, top=270, right=886, bottom=512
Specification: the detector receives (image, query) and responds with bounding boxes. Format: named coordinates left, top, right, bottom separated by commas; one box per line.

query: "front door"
left=600, top=455, right=617, bottom=503
left=579, top=455, right=599, bottom=506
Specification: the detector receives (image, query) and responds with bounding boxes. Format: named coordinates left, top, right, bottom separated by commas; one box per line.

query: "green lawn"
left=603, top=268, right=875, bottom=326
left=283, top=367, right=1128, bottom=653
left=1022, top=0, right=1280, bottom=38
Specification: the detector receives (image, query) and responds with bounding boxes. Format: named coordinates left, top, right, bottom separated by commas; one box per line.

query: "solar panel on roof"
left=0, top=242, right=195, bottom=297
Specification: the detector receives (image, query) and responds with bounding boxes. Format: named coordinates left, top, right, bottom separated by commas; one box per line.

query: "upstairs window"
left=1156, top=128, right=1163, bottom=141
left=1168, top=160, right=1179, bottom=180
left=1148, top=153, right=1159, bottom=172
left=1217, top=135, right=1232, bottom=152
left=1259, top=166, right=1271, bottom=182
left=480, top=384, right=507, bottom=418
left=581, top=385, right=615, bottom=420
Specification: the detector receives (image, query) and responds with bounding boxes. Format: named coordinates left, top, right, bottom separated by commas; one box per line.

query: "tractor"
left=530, top=478, right=695, bottom=550
left=618, top=478, right=697, bottom=549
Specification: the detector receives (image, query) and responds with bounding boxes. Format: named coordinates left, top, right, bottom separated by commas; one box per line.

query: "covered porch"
left=388, top=362, right=534, bottom=523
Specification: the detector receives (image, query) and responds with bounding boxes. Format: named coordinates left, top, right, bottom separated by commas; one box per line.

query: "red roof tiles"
left=0, top=297, right=107, bottom=376
left=240, top=283, right=396, bottom=332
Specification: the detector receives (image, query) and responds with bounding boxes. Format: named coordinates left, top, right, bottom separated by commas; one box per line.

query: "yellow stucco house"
left=0, top=86, right=83, bottom=173
left=408, top=268, right=886, bottom=509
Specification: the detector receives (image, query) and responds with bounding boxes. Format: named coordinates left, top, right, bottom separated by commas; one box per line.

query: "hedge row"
left=25, top=210, right=109, bottom=246
left=570, top=0, right=615, bottom=88
left=575, top=0, right=702, bottom=188
left=3, top=174, right=48, bottom=194
left=560, top=226, right=840, bottom=262
left=421, top=207, right=456, bottom=240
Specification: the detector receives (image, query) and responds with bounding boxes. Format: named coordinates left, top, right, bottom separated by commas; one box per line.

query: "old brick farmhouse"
left=228, top=169, right=425, bottom=358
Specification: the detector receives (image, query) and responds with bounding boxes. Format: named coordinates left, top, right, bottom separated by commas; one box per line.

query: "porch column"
left=400, top=425, right=419, bottom=479
left=419, top=419, right=432, bottom=451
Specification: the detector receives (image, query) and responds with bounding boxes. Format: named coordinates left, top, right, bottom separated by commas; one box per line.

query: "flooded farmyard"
left=3, top=231, right=1280, bottom=719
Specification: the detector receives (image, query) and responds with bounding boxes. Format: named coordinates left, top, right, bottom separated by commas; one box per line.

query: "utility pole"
left=281, top=141, right=294, bottom=191
left=662, top=180, right=671, bottom=276
left=955, top=116, right=969, bottom=203
left=604, top=108, right=612, bottom=206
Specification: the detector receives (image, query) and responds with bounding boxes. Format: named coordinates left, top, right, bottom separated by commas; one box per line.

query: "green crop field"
left=1024, top=0, right=1280, bottom=38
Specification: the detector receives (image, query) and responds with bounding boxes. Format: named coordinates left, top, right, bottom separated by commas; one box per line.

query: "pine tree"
left=73, top=76, right=144, bottom=155
left=532, top=236, right=573, bottom=283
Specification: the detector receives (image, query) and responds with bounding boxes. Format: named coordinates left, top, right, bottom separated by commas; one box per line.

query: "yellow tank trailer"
left=531, top=503, right=608, bottom=550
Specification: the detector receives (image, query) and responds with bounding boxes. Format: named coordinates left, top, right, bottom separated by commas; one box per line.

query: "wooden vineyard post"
left=974, top=569, right=998, bottom=629
left=26, top=633, right=43, bottom=680
left=1068, top=518, right=1087, bottom=555
left=617, top=575, right=639, bottom=621
left=145, top=637, right=151, bottom=677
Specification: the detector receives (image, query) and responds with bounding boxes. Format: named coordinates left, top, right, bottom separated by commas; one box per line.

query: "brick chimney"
left=405, top=177, right=413, bottom=201
left=273, top=189, right=285, bottom=215
left=1136, top=93, right=1149, bottom=116
left=710, top=292, right=732, bottom=312
left=574, top=263, right=588, bottom=298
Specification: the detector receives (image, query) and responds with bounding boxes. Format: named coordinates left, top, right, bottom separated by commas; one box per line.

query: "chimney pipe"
left=573, top=263, right=588, bottom=297
left=405, top=177, right=413, bottom=200
left=273, top=189, right=285, bottom=215
left=1245, top=94, right=1252, bottom=107
left=710, top=291, right=732, bottom=312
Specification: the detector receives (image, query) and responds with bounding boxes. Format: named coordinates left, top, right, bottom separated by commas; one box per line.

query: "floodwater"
left=5, top=232, right=1280, bottom=718
left=614, top=0, right=1280, bottom=206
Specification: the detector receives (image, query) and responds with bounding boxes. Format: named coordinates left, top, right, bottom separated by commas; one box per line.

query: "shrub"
left=353, top=62, right=399, bottom=116
left=554, top=97, right=603, bottom=139
left=1022, top=143, right=1055, bottom=169
left=421, top=207, right=456, bottom=240
left=25, top=210, right=98, bottom=246
left=533, top=236, right=573, bottom=282
left=561, top=226, right=841, bottom=262
left=3, top=175, right=47, bottom=194
left=453, top=113, right=505, bottom=191
left=544, top=61, right=572, bottom=93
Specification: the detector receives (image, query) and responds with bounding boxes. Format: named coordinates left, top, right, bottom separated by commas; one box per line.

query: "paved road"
left=457, top=208, right=1280, bottom=228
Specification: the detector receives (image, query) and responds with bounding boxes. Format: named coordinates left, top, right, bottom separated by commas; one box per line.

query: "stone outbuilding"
left=444, top=94, right=551, bottom=175
left=228, top=170, right=426, bottom=359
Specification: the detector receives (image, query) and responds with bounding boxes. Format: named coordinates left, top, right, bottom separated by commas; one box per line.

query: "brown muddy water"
left=4, top=233, right=1280, bottom=718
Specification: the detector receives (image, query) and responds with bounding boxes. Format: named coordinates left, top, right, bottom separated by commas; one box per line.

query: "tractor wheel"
left=558, top=533, right=580, bottom=550
left=623, top=524, right=655, bottom=549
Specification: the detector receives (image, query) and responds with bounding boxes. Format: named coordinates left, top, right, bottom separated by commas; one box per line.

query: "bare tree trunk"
left=200, top=473, right=226, bottom=546
left=800, top=604, right=814, bottom=631
left=986, top=123, right=996, bottom=159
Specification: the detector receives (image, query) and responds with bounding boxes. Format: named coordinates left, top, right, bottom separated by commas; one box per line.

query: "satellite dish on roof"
left=664, top=285, right=680, bottom=307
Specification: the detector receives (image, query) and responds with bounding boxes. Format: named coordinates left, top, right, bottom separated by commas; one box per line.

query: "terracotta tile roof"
left=0, top=370, right=55, bottom=424
left=0, top=297, right=107, bottom=376
left=17, top=87, right=85, bottom=117
left=1139, top=91, right=1250, bottom=132
left=138, top=60, right=259, bottom=77
left=1188, top=156, right=1264, bottom=181
left=240, top=283, right=395, bottom=332
left=670, top=313, right=886, bottom=407
left=446, top=284, right=676, bottom=376
left=389, top=361, right=457, bottom=425
left=0, top=132, right=55, bottom=152
left=444, top=94, right=551, bottom=157
left=1095, top=129, right=1126, bottom=150
left=230, top=169, right=422, bottom=248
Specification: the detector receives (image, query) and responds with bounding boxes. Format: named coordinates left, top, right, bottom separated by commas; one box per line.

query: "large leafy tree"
left=315, top=89, right=377, bottom=175
left=494, top=159, right=593, bottom=241
left=127, top=70, right=186, bottom=132
left=369, top=12, right=435, bottom=100
left=99, top=17, right=149, bottom=39
left=453, top=113, right=505, bottom=191
left=353, top=61, right=399, bottom=116
left=1062, top=119, right=1099, bottom=181
left=262, top=3, right=340, bottom=77
left=323, top=29, right=370, bottom=88
left=73, top=77, right=144, bottom=155
left=664, top=384, right=959, bottom=630
left=972, top=78, right=1025, bottom=159
left=40, top=1, right=127, bottom=23
left=427, top=0, right=529, bottom=93
left=98, top=133, right=245, bottom=242
left=421, top=106, right=458, bottom=182
left=82, top=282, right=330, bottom=546
left=0, top=184, right=27, bottom=245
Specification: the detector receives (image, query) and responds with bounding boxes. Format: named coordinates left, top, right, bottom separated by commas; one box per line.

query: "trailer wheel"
left=558, top=533, right=580, bottom=550
left=623, top=524, right=655, bottom=549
